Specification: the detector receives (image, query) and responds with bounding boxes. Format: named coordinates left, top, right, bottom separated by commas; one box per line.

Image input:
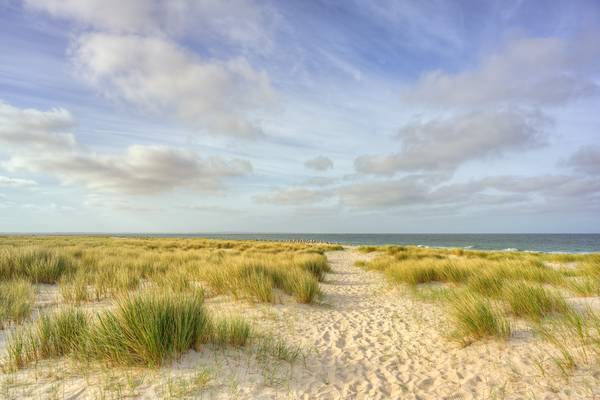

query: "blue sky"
left=0, top=0, right=599, bottom=233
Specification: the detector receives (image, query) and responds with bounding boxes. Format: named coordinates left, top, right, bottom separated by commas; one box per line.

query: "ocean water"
left=141, top=233, right=600, bottom=253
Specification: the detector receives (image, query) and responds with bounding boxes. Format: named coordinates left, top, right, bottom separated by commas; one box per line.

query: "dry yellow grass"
left=358, top=244, right=600, bottom=375
left=0, top=236, right=338, bottom=381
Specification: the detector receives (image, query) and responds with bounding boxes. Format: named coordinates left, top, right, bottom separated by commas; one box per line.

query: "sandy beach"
left=3, top=246, right=600, bottom=399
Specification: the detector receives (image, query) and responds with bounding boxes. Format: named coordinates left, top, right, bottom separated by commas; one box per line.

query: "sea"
left=129, top=233, right=600, bottom=253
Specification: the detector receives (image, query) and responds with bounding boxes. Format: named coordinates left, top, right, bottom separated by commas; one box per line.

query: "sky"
left=0, top=0, right=599, bottom=233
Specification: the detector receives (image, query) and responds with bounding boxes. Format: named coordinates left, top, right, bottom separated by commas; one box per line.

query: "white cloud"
left=355, top=109, right=547, bottom=174
left=337, top=174, right=600, bottom=211
left=0, top=100, right=252, bottom=195
left=0, top=176, right=38, bottom=188
left=72, top=33, right=275, bottom=138
left=5, top=146, right=252, bottom=195
left=401, top=35, right=600, bottom=108
left=0, top=101, right=76, bottom=149
left=304, top=156, right=334, bottom=171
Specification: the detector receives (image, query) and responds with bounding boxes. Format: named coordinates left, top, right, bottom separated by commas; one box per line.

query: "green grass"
left=5, top=291, right=253, bottom=370
left=283, top=268, right=322, bottom=303
left=211, top=316, right=252, bottom=348
left=566, top=277, right=600, bottom=297
left=295, top=254, right=331, bottom=282
left=255, top=334, right=303, bottom=363
left=357, top=246, right=379, bottom=253
left=503, top=282, right=570, bottom=321
left=200, top=258, right=324, bottom=304
left=0, top=279, right=35, bottom=328
left=59, top=273, right=90, bottom=304
left=386, top=259, right=442, bottom=285
left=466, top=273, right=504, bottom=297
left=87, top=291, right=211, bottom=367
left=6, top=308, right=88, bottom=370
left=449, top=291, right=511, bottom=344
left=0, top=247, right=75, bottom=283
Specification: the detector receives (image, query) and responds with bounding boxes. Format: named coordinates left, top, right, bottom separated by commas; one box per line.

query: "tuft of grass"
left=566, top=277, right=600, bottom=297
left=357, top=246, right=378, bottom=253
left=235, top=266, right=275, bottom=303
left=0, top=279, right=35, bottom=328
left=5, top=292, right=240, bottom=370
left=59, top=273, right=91, bottom=304
left=449, top=291, right=511, bottom=344
left=503, top=282, right=569, bottom=321
left=255, top=334, right=303, bottom=363
left=87, top=291, right=211, bottom=367
left=6, top=308, right=88, bottom=370
left=295, top=254, right=331, bottom=282
left=283, top=269, right=322, bottom=304
left=386, top=259, right=441, bottom=285
left=200, top=260, right=323, bottom=304
left=467, top=273, right=504, bottom=297
left=211, top=316, right=252, bottom=348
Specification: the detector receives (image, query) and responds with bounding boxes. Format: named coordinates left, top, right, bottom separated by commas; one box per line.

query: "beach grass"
left=5, top=291, right=252, bottom=370
left=86, top=291, right=212, bottom=367
left=449, top=290, right=511, bottom=344
left=0, top=236, right=337, bottom=377
left=503, top=282, right=570, bottom=321
left=0, top=279, right=35, bottom=328
left=358, top=244, right=600, bottom=349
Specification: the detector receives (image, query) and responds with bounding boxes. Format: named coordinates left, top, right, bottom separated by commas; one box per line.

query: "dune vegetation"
left=358, top=245, right=600, bottom=373
left=0, top=236, right=340, bottom=395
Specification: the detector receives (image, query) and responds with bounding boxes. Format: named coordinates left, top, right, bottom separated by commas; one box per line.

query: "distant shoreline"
left=1, top=233, right=599, bottom=253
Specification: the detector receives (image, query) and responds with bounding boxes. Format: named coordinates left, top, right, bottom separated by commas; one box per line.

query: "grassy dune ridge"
left=357, top=245, right=600, bottom=373
left=0, top=236, right=340, bottom=376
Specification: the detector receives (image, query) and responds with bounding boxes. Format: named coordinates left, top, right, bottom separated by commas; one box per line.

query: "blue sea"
left=135, top=233, right=600, bottom=253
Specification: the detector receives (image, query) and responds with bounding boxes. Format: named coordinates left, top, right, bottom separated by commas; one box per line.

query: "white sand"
left=2, top=249, right=600, bottom=399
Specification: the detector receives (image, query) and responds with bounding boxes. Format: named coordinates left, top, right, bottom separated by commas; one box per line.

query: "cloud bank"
left=0, top=101, right=252, bottom=195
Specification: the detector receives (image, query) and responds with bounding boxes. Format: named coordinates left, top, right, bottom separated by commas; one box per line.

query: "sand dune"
left=3, top=248, right=600, bottom=399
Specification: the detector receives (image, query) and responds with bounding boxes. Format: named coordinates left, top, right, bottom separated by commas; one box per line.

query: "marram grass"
left=359, top=244, right=600, bottom=348
left=0, top=279, right=35, bottom=328
left=502, top=282, right=570, bottom=321
left=0, top=247, right=74, bottom=283
left=86, top=291, right=211, bottom=367
left=4, top=291, right=252, bottom=370
left=449, top=291, right=511, bottom=344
